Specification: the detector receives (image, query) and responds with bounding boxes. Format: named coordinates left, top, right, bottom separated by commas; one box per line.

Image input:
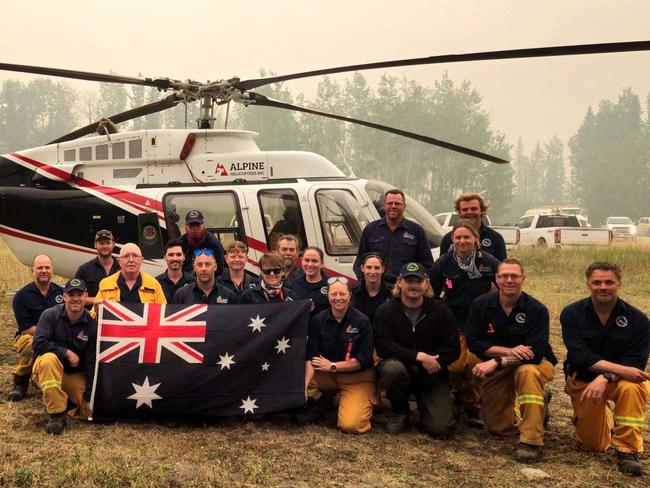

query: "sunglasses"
left=261, top=267, right=282, bottom=275
left=327, top=276, right=349, bottom=285
left=194, top=248, right=215, bottom=257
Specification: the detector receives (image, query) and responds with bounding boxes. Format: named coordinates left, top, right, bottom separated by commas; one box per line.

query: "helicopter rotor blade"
left=0, top=62, right=172, bottom=89
left=248, top=93, right=508, bottom=164
left=48, top=93, right=184, bottom=144
left=235, top=40, right=650, bottom=90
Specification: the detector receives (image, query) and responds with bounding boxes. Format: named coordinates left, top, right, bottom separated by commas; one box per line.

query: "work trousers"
left=12, top=334, right=34, bottom=377
left=565, top=375, right=649, bottom=453
left=309, top=368, right=376, bottom=434
left=32, top=353, right=89, bottom=419
left=481, top=359, right=555, bottom=446
left=448, top=332, right=481, bottom=413
left=378, top=358, right=455, bottom=437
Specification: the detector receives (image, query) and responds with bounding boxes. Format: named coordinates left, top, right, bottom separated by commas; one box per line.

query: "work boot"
left=386, top=413, right=409, bottom=434
left=617, top=451, right=643, bottom=476
left=513, top=443, right=542, bottom=463
left=543, top=390, right=553, bottom=428
left=7, top=374, right=29, bottom=402
left=293, top=398, right=326, bottom=426
left=45, top=412, right=67, bottom=435
left=466, top=410, right=485, bottom=429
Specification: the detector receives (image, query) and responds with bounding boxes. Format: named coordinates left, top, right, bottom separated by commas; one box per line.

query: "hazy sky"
left=1, top=0, right=649, bottom=151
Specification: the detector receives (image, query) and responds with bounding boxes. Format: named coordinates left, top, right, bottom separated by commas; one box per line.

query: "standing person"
left=74, top=229, right=120, bottom=307
left=429, top=220, right=500, bottom=427
left=354, top=189, right=433, bottom=285
left=94, top=243, right=166, bottom=309
left=466, top=259, right=556, bottom=463
left=217, top=240, right=257, bottom=298
left=374, top=262, right=460, bottom=437
left=351, top=253, right=391, bottom=325
left=290, top=246, right=329, bottom=317
left=561, top=262, right=650, bottom=476
left=241, top=252, right=299, bottom=304
left=276, top=234, right=302, bottom=286
left=296, top=278, right=376, bottom=433
left=31, top=279, right=96, bottom=435
left=179, top=209, right=225, bottom=274
left=173, top=249, right=238, bottom=304
left=7, top=255, right=64, bottom=402
left=439, top=193, right=507, bottom=261
left=156, top=239, right=194, bottom=303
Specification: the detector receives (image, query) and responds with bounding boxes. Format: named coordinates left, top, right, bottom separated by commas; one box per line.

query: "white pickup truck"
left=434, top=212, right=520, bottom=248
left=514, top=213, right=612, bottom=247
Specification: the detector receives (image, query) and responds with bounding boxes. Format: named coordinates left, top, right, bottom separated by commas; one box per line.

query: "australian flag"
left=89, top=300, right=310, bottom=420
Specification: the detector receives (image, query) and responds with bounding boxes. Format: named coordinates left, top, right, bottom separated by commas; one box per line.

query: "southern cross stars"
left=127, top=376, right=162, bottom=409
left=248, top=314, right=267, bottom=333
left=240, top=396, right=259, bottom=414
left=274, top=336, right=291, bottom=354
left=218, top=352, right=236, bottom=370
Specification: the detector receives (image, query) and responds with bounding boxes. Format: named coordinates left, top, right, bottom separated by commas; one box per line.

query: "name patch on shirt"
left=615, top=316, right=628, bottom=328
left=345, top=325, right=359, bottom=334
left=403, top=232, right=415, bottom=240
left=76, top=330, right=88, bottom=342
left=216, top=297, right=228, bottom=304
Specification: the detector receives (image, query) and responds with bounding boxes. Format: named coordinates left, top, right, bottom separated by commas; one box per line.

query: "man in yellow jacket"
left=94, top=243, right=166, bottom=315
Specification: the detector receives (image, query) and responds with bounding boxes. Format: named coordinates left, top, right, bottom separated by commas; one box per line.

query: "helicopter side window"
left=63, top=149, right=76, bottom=162
left=258, top=189, right=307, bottom=252
left=162, top=191, right=244, bottom=247
left=315, top=189, right=368, bottom=256
left=113, top=142, right=126, bottom=159
left=79, top=147, right=92, bottom=161
left=129, top=139, right=142, bottom=159
left=96, top=144, right=108, bottom=160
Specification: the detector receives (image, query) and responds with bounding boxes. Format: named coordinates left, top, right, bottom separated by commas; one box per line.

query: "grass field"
left=1, top=241, right=650, bottom=487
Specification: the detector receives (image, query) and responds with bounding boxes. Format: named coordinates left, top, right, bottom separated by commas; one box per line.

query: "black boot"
left=293, top=398, right=326, bottom=426
left=45, top=412, right=67, bottom=435
left=7, top=374, right=29, bottom=402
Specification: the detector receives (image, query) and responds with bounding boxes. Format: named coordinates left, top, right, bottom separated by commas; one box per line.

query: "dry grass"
left=1, top=240, right=650, bottom=487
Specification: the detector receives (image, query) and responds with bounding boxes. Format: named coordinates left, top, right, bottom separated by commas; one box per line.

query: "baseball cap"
left=398, top=262, right=427, bottom=280
left=185, top=210, right=205, bottom=225
left=64, top=278, right=87, bottom=294
left=95, top=229, right=114, bottom=241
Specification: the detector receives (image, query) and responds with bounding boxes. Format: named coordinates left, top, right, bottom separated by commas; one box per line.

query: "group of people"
left=5, top=192, right=649, bottom=477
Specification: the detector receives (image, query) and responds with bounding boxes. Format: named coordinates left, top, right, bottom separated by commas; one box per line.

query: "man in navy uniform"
left=173, top=249, right=237, bottom=305
left=74, top=229, right=120, bottom=307
left=179, top=210, right=225, bottom=274
left=156, top=239, right=194, bottom=302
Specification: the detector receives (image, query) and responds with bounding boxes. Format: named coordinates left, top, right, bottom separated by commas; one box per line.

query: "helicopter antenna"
left=335, top=142, right=355, bottom=178
left=183, top=94, right=188, bottom=129
left=224, top=101, right=231, bottom=129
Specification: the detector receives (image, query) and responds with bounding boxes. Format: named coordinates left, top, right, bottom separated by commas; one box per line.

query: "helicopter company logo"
left=515, top=312, right=526, bottom=324
left=55, top=295, right=64, bottom=304
left=481, top=238, right=492, bottom=248
left=215, top=163, right=229, bottom=176
left=615, top=316, right=628, bottom=328
left=406, top=263, right=419, bottom=272
left=320, top=286, right=328, bottom=295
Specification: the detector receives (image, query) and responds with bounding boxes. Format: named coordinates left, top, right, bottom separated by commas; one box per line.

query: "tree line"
left=0, top=73, right=648, bottom=225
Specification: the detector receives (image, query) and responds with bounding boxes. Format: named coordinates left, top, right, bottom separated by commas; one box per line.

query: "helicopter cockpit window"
left=129, top=139, right=142, bottom=159
left=163, top=191, right=244, bottom=247
left=79, top=147, right=92, bottom=161
left=63, top=149, right=76, bottom=162
left=112, top=142, right=125, bottom=159
left=315, top=189, right=368, bottom=256
left=258, top=189, right=307, bottom=252
left=96, top=144, right=108, bottom=160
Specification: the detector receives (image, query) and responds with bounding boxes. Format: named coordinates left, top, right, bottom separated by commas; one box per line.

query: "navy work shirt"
left=350, top=280, right=391, bottom=325
left=466, top=291, right=557, bottom=365
left=179, top=232, right=225, bottom=274
left=240, top=283, right=299, bottom=304
left=156, top=271, right=195, bottom=303
left=216, top=270, right=258, bottom=298
left=561, top=297, right=650, bottom=383
left=117, top=274, right=142, bottom=304
left=75, top=257, right=120, bottom=298
left=172, top=282, right=238, bottom=305
left=353, top=218, right=434, bottom=283
left=440, top=224, right=507, bottom=261
left=289, top=274, right=330, bottom=317
left=13, top=282, right=64, bottom=336
left=306, top=306, right=374, bottom=371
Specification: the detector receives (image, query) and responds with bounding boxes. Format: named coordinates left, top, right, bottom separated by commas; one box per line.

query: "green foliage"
left=14, top=467, right=34, bottom=487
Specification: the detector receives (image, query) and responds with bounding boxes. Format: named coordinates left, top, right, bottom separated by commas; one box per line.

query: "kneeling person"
left=32, top=279, right=96, bottom=435
left=173, top=249, right=238, bottom=304
left=300, top=278, right=376, bottom=434
left=467, top=258, right=556, bottom=463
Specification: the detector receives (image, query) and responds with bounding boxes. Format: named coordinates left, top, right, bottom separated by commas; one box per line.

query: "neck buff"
left=449, top=244, right=482, bottom=279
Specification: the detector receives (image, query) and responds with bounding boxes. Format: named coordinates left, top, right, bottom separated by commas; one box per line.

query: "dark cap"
left=398, top=262, right=427, bottom=280
left=64, top=278, right=87, bottom=294
left=185, top=210, right=205, bottom=225
left=95, top=229, right=114, bottom=241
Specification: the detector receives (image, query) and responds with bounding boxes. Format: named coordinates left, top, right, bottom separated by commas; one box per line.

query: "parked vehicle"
left=604, top=216, right=636, bottom=240
left=514, top=213, right=612, bottom=248
left=637, top=217, right=650, bottom=237
left=434, top=212, right=520, bottom=248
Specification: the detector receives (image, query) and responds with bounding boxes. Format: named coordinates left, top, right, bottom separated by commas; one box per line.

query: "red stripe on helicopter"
left=0, top=224, right=97, bottom=255
left=10, top=152, right=164, bottom=219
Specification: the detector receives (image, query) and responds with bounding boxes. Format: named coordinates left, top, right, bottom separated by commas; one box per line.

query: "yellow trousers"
left=32, top=353, right=89, bottom=419
left=565, top=375, right=649, bottom=453
left=309, top=369, right=377, bottom=434
left=12, top=334, right=34, bottom=377
left=481, top=359, right=555, bottom=446
left=448, top=332, right=481, bottom=413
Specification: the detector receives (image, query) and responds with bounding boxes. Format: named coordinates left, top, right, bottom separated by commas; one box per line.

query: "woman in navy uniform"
left=241, top=252, right=299, bottom=304
left=290, top=246, right=329, bottom=317
left=351, top=252, right=391, bottom=324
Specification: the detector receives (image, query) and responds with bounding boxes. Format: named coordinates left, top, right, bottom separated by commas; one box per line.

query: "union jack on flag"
left=98, top=301, right=207, bottom=364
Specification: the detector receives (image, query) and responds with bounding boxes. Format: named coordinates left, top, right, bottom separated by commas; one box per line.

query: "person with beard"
left=7, top=255, right=64, bottom=402
left=217, top=241, right=258, bottom=298
left=351, top=253, right=391, bottom=325
left=173, top=249, right=237, bottom=304
left=276, top=234, right=302, bottom=286
left=179, top=210, right=225, bottom=274
left=241, top=252, right=299, bottom=304
left=290, top=246, right=330, bottom=317
left=74, top=229, right=120, bottom=307
left=156, top=239, right=195, bottom=303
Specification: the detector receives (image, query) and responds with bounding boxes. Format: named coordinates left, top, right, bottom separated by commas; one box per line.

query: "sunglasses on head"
left=194, top=248, right=215, bottom=257
left=261, top=267, right=282, bottom=275
left=327, top=276, right=349, bottom=285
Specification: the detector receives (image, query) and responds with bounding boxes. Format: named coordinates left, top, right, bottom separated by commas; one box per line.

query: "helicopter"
left=0, top=40, right=648, bottom=280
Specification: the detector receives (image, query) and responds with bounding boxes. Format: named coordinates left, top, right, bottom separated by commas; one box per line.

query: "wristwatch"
left=494, top=357, right=503, bottom=369
left=602, top=372, right=613, bottom=383
left=330, top=362, right=337, bottom=373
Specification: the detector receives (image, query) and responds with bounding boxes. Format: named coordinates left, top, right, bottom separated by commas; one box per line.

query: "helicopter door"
left=257, top=189, right=308, bottom=252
